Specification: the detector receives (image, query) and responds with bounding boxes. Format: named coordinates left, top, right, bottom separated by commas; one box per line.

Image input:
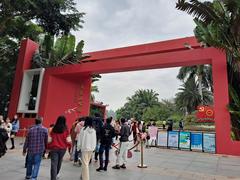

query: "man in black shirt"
left=96, top=117, right=115, bottom=172
left=112, top=118, right=130, bottom=169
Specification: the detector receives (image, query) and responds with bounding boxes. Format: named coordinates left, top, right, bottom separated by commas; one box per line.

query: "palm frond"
left=176, top=0, right=219, bottom=23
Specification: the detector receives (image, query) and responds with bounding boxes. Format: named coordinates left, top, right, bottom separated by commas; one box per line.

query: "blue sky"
left=73, top=0, right=196, bottom=110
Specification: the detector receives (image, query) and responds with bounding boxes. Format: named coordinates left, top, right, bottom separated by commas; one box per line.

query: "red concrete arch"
left=8, top=36, right=240, bottom=155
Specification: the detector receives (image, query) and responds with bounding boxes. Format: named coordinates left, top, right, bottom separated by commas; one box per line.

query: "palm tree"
left=175, top=78, right=213, bottom=114
left=116, top=89, right=159, bottom=120
left=177, top=65, right=213, bottom=103
left=127, top=89, right=159, bottom=108
left=176, top=0, right=240, bottom=139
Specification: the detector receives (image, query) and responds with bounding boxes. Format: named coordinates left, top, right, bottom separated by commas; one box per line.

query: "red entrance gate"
left=8, top=37, right=239, bottom=155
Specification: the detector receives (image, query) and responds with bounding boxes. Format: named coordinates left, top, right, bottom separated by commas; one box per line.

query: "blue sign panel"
left=157, top=131, right=168, bottom=147
left=168, top=131, right=179, bottom=148
left=191, top=132, right=203, bottom=151
left=203, top=133, right=216, bottom=153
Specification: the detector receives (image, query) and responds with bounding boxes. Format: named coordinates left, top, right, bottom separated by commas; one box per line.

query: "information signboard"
left=168, top=131, right=179, bottom=148
left=203, top=133, right=216, bottom=153
left=191, top=132, right=203, bottom=151
left=179, top=131, right=191, bottom=149
left=157, top=131, right=168, bottom=147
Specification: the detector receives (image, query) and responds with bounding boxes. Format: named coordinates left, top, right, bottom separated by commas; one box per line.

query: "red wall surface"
left=8, top=36, right=240, bottom=156
left=38, top=74, right=91, bottom=128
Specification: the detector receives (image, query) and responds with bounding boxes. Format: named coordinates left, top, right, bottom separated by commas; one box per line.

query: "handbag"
left=66, top=136, right=72, bottom=143
left=127, top=150, right=132, bottom=158
left=10, top=134, right=15, bottom=138
left=47, top=136, right=52, bottom=143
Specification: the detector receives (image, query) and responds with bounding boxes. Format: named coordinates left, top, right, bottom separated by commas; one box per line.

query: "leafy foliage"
left=32, top=34, right=87, bottom=67
left=176, top=0, right=240, bottom=139
left=175, top=78, right=213, bottom=114
left=116, top=89, right=182, bottom=122
left=177, top=65, right=213, bottom=91
left=0, top=0, right=84, bottom=36
left=116, top=89, right=159, bottom=120
left=0, top=0, right=84, bottom=115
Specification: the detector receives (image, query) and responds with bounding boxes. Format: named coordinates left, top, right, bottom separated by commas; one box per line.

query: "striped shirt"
left=23, top=124, right=48, bottom=154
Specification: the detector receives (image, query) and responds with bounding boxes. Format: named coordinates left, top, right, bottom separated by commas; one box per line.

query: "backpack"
left=0, top=129, right=9, bottom=142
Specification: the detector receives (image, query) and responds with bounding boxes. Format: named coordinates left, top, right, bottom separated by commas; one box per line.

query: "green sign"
left=179, top=131, right=191, bottom=149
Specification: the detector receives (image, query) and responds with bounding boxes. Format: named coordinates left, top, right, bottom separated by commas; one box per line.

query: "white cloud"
left=73, top=0, right=195, bottom=111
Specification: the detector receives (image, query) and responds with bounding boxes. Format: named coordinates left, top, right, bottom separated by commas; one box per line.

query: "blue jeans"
left=26, top=153, right=42, bottom=179
left=99, top=144, right=111, bottom=168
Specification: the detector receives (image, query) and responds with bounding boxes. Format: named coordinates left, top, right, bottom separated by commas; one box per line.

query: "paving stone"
left=1, top=138, right=240, bottom=180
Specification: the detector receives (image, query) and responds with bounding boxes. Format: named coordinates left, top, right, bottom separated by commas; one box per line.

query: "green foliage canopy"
left=0, top=0, right=84, bottom=115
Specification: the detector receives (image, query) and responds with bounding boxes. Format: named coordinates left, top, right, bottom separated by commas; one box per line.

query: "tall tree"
left=177, top=65, right=213, bottom=103
left=0, top=0, right=85, bottom=115
left=116, top=89, right=159, bottom=120
left=176, top=0, right=240, bottom=139
left=0, top=0, right=84, bottom=36
left=175, top=78, right=213, bottom=114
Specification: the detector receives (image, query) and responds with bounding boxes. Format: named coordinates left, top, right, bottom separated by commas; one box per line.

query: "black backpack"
left=0, top=128, right=8, bottom=142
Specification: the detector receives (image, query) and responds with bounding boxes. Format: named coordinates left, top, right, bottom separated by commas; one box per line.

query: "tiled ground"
left=1, top=138, right=240, bottom=180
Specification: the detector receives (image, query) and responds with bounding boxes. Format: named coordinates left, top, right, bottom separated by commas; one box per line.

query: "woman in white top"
left=77, top=117, right=96, bottom=180
left=4, top=117, right=12, bottom=137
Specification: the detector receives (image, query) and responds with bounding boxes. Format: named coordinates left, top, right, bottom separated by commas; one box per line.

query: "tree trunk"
left=198, top=74, right=203, bottom=103
left=197, top=65, right=204, bottom=104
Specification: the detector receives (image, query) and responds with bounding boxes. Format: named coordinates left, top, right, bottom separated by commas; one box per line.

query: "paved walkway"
left=1, top=138, right=240, bottom=180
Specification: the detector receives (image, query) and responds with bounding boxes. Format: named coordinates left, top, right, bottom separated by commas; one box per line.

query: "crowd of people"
left=0, top=113, right=162, bottom=180
left=0, top=114, right=20, bottom=157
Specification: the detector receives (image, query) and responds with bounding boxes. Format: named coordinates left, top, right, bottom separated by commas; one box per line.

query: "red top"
left=48, top=130, right=70, bottom=150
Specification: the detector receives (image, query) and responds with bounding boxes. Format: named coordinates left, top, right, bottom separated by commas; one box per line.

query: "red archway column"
left=212, top=51, right=240, bottom=155
left=8, top=39, right=39, bottom=118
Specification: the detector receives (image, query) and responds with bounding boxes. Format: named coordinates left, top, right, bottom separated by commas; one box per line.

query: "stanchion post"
left=137, top=138, right=147, bottom=168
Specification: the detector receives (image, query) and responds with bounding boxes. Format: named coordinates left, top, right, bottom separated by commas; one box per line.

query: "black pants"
left=50, top=149, right=66, bottom=180
left=94, top=137, right=100, bottom=160
left=98, top=144, right=110, bottom=169
left=10, top=132, right=17, bottom=148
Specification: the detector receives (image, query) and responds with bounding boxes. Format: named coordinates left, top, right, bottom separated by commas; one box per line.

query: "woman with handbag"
left=48, top=116, right=71, bottom=180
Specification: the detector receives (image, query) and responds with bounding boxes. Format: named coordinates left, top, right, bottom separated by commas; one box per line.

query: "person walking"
left=131, top=121, right=139, bottom=151
left=96, top=117, right=115, bottom=172
left=92, top=113, right=103, bottom=162
left=70, top=118, right=79, bottom=161
left=48, top=116, right=71, bottom=180
left=114, top=120, right=121, bottom=141
left=10, top=114, right=19, bottom=149
left=112, top=118, right=131, bottom=169
left=0, top=120, right=9, bottom=158
left=77, top=116, right=96, bottom=180
left=0, top=115, right=4, bottom=128
left=148, top=122, right=158, bottom=146
left=179, top=120, right=184, bottom=131
left=23, top=117, right=48, bottom=180
left=4, top=117, right=12, bottom=138
left=73, top=117, right=85, bottom=165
